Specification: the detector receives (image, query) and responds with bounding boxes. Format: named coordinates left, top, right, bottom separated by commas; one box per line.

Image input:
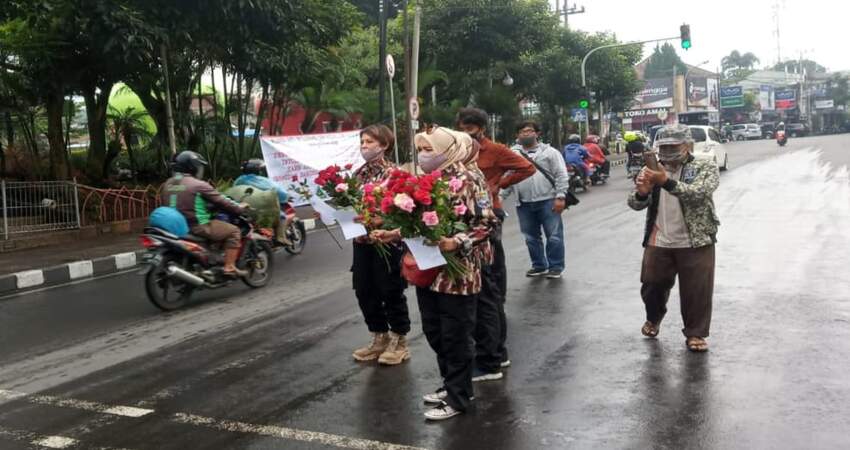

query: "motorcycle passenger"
left=563, top=134, right=591, bottom=186
left=162, top=151, right=247, bottom=277
left=235, top=159, right=294, bottom=246
left=584, top=134, right=610, bottom=177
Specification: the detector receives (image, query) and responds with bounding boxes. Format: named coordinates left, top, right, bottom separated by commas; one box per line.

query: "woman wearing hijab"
left=349, top=124, right=411, bottom=366
left=373, top=127, right=495, bottom=421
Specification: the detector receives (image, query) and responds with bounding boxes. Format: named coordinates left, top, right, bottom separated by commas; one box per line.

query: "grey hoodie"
left=500, top=142, right=569, bottom=204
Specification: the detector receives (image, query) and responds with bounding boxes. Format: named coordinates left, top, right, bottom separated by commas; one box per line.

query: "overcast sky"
left=553, top=0, right=848, bottom=74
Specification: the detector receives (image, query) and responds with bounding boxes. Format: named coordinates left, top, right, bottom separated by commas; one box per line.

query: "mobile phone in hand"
left=643, top=151, right=659, bottom=170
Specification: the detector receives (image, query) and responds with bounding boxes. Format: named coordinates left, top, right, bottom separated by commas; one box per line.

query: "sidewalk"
left=0, top=233, right=141, bottom=276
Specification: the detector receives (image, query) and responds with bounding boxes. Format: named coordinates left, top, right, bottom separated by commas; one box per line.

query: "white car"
left=688, top=126, right=728, bottom=171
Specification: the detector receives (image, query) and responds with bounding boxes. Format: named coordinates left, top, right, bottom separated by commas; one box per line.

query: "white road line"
left=0, top=389, right=153, bottom=418
left=172, top=412, right=430, bottom=450
left=32, top=435, right=78, bottom=449
left=3, top=387, right=429, bottom=450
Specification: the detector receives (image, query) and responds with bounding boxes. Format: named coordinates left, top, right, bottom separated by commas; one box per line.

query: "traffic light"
left=579, top=89, right=593, bottom=109
left=579, top=98, right=589, bottom=109
left=680, top=24, right=691, bottom=50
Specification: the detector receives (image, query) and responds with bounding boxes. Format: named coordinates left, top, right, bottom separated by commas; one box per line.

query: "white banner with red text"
left=260, top=131, right=364, bottom=206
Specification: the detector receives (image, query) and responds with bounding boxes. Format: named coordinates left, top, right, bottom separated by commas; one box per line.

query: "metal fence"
left=77, top=184, right=161, bottom=227
left=1, top=180, right=82, bottom=239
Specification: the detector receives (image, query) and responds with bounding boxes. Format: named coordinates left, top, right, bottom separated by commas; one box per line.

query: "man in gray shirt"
left=500, top=121, right=570, bottom=279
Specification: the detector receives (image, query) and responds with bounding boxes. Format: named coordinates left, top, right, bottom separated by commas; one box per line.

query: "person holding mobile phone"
left=628, top=124, right=720, bottom=353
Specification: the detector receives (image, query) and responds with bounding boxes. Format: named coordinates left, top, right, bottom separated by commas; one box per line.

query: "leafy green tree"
left=721, top=50, right=760, bottom=80
left=644, top=43, right=688, bottom=79
left=772, top=59, right=827, bottom=74
left=107, top=106, right=152, bottom=179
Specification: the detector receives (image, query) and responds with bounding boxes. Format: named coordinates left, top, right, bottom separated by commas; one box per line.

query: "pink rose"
left=448, top=177, right=464, bottom=193
left=393, top=193, right=416, bottom=213
left=453, top=203, right=468, bottom=216
left=422, top=211, right=440, bottom=227
left=335, top=183, right=347, bottom=193
left=364, top=183, right=375, bottom=195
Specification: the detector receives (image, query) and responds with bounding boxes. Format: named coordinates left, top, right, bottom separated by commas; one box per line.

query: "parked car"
left=786, top=123, right=809, bottom=137
left=730, top=123, right=762, bottom=141
left=761, top=123, right=775, bottom=139
left=688, top=125, right=728, bottom=171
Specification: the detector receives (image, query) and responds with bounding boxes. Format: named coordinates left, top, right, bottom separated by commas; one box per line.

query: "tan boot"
left=378, top=331, right=410, bottom=365
left=352, top=332, right=389, bottom=362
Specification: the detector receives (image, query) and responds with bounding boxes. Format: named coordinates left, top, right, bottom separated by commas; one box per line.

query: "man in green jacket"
left=628, top=124, right=720, bottom=352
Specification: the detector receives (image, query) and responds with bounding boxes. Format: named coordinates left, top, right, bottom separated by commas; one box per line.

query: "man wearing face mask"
left=628, top=124, right=720, bottom=353
left=501, top=121, right=570, bottom=280
left=456, top=108, right=535, bottom=380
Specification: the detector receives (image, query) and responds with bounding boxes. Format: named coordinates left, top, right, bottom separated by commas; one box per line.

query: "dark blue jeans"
left=516, top=198, right=565, bottom=273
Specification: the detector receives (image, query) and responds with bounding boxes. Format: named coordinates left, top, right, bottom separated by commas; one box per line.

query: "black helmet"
left=241, top=158, right=267, bottom=176
left=567, top=134, right=581, bottom=144
left=173, top=151, right=208, bottom=177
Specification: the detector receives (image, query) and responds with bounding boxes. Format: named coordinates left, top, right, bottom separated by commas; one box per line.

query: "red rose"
left=344, top=163, right=353, bottom=170
left=381, top=196, right=394, bottom=214
left=413, top=189, right=432, bottom=206
left=291, top=175, right=299, bottom=182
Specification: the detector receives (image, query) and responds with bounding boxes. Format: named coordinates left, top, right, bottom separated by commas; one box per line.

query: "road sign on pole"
left=571, top=108, right=588, bottom=122
left=386, top=55, right=396, bottom=79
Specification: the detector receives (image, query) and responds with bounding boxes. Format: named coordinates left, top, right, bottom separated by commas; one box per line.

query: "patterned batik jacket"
left=429, top=163, right=496, bottom=296
left=627, top=155, right=721, bottom=248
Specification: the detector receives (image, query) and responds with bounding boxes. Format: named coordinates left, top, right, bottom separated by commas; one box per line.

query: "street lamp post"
left=581, top=34, right=680, bottom=135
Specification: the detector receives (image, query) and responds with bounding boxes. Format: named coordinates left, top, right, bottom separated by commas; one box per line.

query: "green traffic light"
left=579, top=100, right=589, bottom=108
left=682, top=40, right=691, bottom=49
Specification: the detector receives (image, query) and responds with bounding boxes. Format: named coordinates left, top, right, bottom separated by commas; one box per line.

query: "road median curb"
left=0, top=251, right=146, bottom=297
left=0, top=218, right=318, bottom=298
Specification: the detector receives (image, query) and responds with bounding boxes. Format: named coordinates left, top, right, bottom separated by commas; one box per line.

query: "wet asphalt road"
left=1, top=135, right=849, bottom=450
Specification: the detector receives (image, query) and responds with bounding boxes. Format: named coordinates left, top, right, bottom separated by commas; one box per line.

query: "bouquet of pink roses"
left=376, top=168, right=471, bottom=282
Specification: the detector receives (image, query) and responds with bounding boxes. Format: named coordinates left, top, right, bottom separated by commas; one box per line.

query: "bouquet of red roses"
left=376, top=168, right=471, bottom=282
left=314, top=164, right=359, bottom=208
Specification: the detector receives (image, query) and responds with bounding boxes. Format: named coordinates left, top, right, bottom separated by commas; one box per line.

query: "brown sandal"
left=686, top=337, right=708, bottom=352
left=641, top=321, right=660, bottom=338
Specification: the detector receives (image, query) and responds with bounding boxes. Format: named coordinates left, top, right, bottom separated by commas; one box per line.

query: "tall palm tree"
left=721, top=50, right=742, bottom=76
left=292, top=83, right=361, bottom=134
left=107, top=106, right=152, bottom=179
left=739, top=52, right=760, bottom=70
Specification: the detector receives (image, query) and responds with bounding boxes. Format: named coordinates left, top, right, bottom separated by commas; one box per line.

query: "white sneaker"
left=422, top=388, right=448, bottom=405
left=472, top=369, right=503, bottom=382
left=500, top=359, right=512, bottom=368
left=424, top=402, right=462, bottom=421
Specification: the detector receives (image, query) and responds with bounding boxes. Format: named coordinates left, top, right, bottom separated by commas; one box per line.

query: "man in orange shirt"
left=457, top=108, right=536, bottom=380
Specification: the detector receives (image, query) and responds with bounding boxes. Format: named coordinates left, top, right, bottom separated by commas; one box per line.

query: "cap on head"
left=654, top=124, right=693, bottom=147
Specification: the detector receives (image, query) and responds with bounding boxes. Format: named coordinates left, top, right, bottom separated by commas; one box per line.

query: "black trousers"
left=476, top=220, right=508, bottom=372
left=416, top=287, right=477, bottom=412
left=352, top=242, right=410, bottom=335
left=640, top=245, right=715, bottom=338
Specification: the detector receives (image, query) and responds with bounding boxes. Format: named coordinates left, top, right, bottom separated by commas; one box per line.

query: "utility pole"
left=378, top=0, right=389, bottom=122
left=409, top=3, right=421, bottom=170
left=160, top=42, right=177, bottom=156
left=558, top=0, right=586, bottom=29
left=772, top=0, right=782, bottom=65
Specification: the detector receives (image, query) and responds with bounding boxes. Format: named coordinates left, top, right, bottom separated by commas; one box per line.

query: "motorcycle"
left=587, top=160, right=609, bottom=185
left=626, top=152, right=644, bottom=180
left=776, top=130, right=787, bottom=147
left=139, top=190, right=274, bottom=311
left=566, top=164, right=587, bottom=193
left=260, top=202, right=307, bottom=255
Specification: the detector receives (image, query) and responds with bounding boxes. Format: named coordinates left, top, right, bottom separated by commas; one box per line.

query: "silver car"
left=730, top=123, right=762, bottom=141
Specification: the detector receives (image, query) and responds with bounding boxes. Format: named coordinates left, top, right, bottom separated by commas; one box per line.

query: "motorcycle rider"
left=235, top=159, right=294, bottom=246
left=563, top=134, right=591, bottom=187
left=162, top=151, right=248, bottom=277
left=583, top=135, right=610, bottom=178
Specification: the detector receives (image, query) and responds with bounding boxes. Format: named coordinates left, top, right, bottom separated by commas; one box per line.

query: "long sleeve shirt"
left=475, top=137, right=536, bottom=209
left=428, top=163, right=495, bottom=296
left=500, top=143, right=569, bottom=204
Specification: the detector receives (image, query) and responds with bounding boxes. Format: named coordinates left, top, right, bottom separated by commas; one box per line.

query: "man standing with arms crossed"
left=456, top=108, right=536, bottom=380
